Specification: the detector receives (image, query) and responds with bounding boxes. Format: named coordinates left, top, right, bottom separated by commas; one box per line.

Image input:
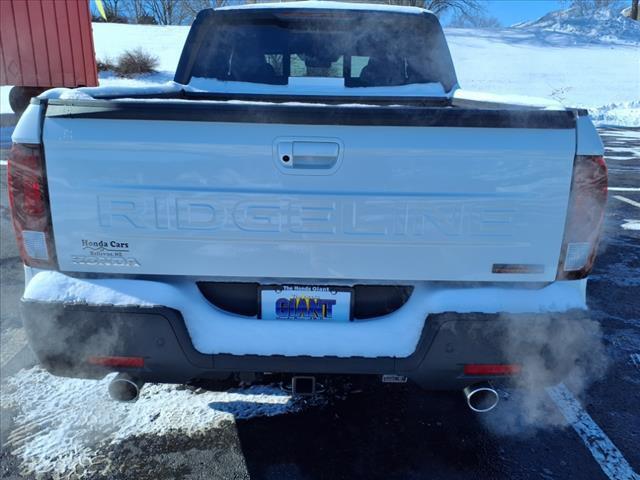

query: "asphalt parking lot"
left=0, top=117, right=638, bottom=480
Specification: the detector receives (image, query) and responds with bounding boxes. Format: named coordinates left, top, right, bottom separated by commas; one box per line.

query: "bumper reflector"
left=464, top=364, right=521, bottom=376
left=87, top=356, right=145, bottom=369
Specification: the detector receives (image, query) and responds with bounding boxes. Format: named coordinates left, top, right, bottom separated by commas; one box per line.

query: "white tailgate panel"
left=44, top=119, right=575, bottom=282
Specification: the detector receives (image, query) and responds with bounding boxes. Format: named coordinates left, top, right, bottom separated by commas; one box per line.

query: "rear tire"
left=8, top=87, right=45, bottom=115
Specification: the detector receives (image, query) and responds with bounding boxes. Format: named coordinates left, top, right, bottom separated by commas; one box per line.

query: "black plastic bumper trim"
left=20, top=299, right=590, bottom=389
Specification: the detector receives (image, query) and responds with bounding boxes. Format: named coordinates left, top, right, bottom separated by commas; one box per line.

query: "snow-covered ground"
left=446, top=27, right=638, bottom=126
left=1, top=8, right=638, bottom=126
left=1, top=366, right=308, bottom=477
left=449, top=5, right=639, bottom=126
left=93, top=23, right=189, bottom=71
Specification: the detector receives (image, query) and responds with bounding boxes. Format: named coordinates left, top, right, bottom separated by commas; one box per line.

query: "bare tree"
left=145, top=0, right=486, bottom=24
left=99, top=0, right=128, bottom=22
left=560, top=0, right=623, bottom=14
left=145, top=0, right=191, bottom=25
left=177, top=0, right=241, bottom=24
left=425, top=0, right=483, bottom=17
left=121, top=0, right=489, bottom=25
left=128, top=0, right=148, bottom=22
left=180, top=0, right=227, bottom=21
left=448, top=10, right=501, bottom=28
left=181, top=0, right=212, bottom=19
left=101, top=0, right=122, bottom=17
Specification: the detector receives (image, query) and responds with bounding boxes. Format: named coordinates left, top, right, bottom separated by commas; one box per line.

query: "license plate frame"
left=259, top=284, right=354, bottom=322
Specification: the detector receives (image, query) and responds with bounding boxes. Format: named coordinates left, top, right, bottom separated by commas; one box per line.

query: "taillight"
left=557, top=155, right=607, bottom=280
left=7, top=143, right=57, bottom=269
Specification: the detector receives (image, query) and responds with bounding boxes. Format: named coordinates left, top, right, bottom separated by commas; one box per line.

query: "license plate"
left=260, top=285, right=352, bottom=322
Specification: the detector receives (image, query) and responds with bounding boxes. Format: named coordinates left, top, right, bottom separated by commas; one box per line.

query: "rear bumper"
left=21, top=299, right=588, bottom=390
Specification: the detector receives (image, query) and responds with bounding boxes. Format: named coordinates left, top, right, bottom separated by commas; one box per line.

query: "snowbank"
left=513, top=5, right=640, bottom=45
left=589, top=101, right=640, bottom=127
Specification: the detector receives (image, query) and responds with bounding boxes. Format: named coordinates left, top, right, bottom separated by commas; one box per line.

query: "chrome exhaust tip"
left=463, top=382, right=499, bottom=413
left=108, top=373, right=144, bottom=402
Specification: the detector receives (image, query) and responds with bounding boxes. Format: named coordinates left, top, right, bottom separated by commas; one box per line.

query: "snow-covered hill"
left=451, top=5, right=639, bottom=126
left=1, top=7, right=638, bottom=126
left=444, top=25, right=638, bottom=126
left=513, top=5, right=640, bottom=45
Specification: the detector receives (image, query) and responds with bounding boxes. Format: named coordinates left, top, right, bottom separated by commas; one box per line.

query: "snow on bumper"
left=23, top=270, right=587, bottom=358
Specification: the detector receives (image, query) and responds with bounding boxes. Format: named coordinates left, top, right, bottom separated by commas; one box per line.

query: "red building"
left=0, top=0, right=98, bottom=112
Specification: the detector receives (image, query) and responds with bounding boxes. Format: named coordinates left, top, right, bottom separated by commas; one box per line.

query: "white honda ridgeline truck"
left=9, top=2, right=607, bottom=411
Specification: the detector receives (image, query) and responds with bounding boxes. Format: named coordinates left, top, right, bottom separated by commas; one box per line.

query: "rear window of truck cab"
left=183, top=9, right=457, bottom=91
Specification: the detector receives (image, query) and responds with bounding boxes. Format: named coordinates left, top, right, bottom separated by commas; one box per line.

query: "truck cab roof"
left=215, top=1, right=429, bottom=15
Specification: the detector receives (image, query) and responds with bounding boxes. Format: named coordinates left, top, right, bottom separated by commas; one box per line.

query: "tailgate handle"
left=278, top=141, right=340, bottom=169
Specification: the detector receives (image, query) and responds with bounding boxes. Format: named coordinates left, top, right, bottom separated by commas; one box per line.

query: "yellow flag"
left=95, top=0, right=107, bottom=21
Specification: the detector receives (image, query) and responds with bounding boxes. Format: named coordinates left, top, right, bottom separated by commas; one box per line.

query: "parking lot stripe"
left=631, top=354, right=640, bottom=371
left=613, top=195, right=640, bottom=209
left=608, top=187, right=640, bottom=192
left=547, top=383, right=640, bottom=480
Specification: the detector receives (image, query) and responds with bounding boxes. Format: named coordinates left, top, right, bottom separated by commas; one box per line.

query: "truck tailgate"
left=42, top=101, right=576, bottom=282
